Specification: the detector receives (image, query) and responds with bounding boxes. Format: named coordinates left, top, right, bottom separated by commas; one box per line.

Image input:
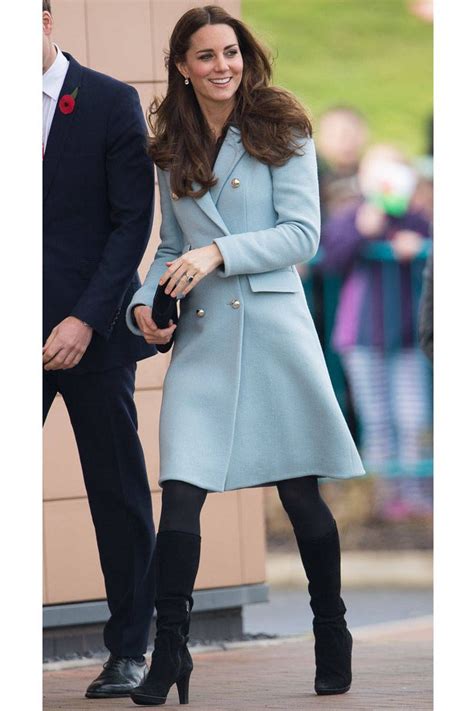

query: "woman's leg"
left=156, top=480, right=207, bottom=636
left=159, top=479, right=208, bottom=535
left=132, top=480, right=207, bottom=706
left=276, top=474, right=335, bottom=540
left=277, top=476, right=352, bottom=696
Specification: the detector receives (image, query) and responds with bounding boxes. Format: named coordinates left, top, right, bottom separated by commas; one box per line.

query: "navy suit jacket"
left=43, top=53, right=156, bottom=373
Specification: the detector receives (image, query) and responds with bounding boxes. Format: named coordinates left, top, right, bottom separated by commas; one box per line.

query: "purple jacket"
left=320, top=202, right=431, bottom=352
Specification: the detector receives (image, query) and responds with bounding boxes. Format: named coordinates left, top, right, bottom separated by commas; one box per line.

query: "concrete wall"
left=43, top=0, right=267, bottom=607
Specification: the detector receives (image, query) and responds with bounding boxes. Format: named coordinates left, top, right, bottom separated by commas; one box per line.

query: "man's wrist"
left=69, top=315, right=93, bottom=330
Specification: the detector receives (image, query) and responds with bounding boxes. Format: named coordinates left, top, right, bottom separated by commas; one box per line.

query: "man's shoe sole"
left=85, top=689, right=134, bottom=699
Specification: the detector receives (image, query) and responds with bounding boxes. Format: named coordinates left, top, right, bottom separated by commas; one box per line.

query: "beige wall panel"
left=136, top=351, right=169, bottom=390
left=86, top=0, right=154, bottom=82
left=43, top=395, right=85, bottom=502
left=138, top=187, right=161, bottom=282
left=44, top=562, right=49, bottom=604
left=44, top=531, right=50, bottom=604
left=44, top=499, right=105, bottom=603
left=138, top=225, right=159, bottom=282
left=237, top=489, right=267, bottom=584
left=195, top=492, right=243, bottom=589
left=130, top=82, right=160, bottom=130
left=150, top=0, right=241, bottom=82
left=136, top=389, right=162, bottom=492
left=151, top=488, right=162, bottom=527
left=52, top=0, right=89, bottom=66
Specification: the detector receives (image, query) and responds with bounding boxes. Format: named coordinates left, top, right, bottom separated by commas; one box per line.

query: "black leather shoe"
left=85, top=655, right=148, bottom=699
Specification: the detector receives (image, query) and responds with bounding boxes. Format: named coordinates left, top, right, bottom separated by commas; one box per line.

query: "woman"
left=126, top=5, right=365, bottom=705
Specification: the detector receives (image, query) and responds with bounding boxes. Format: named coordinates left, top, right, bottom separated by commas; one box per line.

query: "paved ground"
left=43, top=616, right=432, bottom=710
left=243, top=586, right=433, bottom=637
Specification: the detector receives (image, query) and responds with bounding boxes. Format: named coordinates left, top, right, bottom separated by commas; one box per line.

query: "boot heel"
left=176, top=670, right=191, bottom=704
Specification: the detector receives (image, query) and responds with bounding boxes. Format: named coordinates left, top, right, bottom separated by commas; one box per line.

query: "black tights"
left=159, top=476, right=335, bottom=541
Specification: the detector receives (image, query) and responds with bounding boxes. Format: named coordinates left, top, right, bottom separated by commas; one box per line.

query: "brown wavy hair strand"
left=148, top=5, right=312, bottom=198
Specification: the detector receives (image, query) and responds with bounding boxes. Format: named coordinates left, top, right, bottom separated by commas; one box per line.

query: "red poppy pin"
left=59, top=86, right=79, bottom=115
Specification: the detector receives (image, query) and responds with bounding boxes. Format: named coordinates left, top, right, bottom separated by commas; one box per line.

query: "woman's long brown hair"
left=148, top=5, right=313, bottom=198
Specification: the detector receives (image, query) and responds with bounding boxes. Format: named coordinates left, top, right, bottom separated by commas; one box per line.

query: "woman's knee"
left=277, top=476, right=335, bottom=539
left=159, top=480, right=207, bottom=534
left=277, top=476, right=319, bottom=517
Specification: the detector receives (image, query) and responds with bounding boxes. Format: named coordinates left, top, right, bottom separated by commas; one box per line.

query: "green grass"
left=242, top=0, right=432, bottom=154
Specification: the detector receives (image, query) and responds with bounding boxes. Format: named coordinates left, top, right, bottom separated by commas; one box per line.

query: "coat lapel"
left=43, top=54, right=83, bottom=203
left=193, top=126, right=246, bottom=234
left=210, top=125, right=245, bottom=203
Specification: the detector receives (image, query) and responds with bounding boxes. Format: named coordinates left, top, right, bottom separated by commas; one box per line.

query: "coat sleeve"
left=213, top=137, right=320, bottom=276
left=70, top=84, right=155, bottom=338
left=126, top=168, right=185, bottom=335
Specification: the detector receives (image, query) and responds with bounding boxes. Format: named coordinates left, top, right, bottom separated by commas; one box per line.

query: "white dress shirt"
left=43, top=45, right=69, bottom=151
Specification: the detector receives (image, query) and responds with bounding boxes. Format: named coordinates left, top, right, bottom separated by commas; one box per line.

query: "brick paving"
left=43, top=617, right=432, bottom=711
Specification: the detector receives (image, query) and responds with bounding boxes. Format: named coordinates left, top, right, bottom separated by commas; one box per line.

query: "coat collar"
left=43, top=53, right=83, bottom=203
left=193, top=125, right=246, bottom=234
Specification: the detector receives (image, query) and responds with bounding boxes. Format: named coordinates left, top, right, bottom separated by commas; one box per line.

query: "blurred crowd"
left=301, top=106, right=433, bottom=523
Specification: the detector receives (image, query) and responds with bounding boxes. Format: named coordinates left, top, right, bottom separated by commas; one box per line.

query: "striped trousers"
left=340, top=346, right=433, bottom=479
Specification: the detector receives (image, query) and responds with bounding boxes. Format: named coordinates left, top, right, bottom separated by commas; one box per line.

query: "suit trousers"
left=43, top=363, right=156, bottom=656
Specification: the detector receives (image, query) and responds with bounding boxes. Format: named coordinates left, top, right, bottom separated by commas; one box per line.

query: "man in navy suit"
left=42, top=3, right=157, bottom=698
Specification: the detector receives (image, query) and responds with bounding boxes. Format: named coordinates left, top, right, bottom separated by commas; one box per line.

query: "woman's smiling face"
left=177, top=23, right=244, bottom=110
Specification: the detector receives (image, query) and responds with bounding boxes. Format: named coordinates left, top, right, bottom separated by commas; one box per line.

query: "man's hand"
left=133, top=306, right=177, bottom=345
left=43, top=316, right=93, bottom=371
left=159, top=244, right=224, bottom=299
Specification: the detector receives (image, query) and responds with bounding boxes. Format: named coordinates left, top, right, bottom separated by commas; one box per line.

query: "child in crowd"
left=320, top=144, right=433, bottom=520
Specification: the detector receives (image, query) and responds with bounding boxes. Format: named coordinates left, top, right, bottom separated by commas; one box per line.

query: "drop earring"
left=184, top=77, right=190, bottom=85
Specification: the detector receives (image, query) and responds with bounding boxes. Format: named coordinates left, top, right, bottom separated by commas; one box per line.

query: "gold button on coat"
left=230, top=299, right=240, bottom=309
left=230, top=178, right=240, bottom=188
left=196, top=309, right=205, bottom=318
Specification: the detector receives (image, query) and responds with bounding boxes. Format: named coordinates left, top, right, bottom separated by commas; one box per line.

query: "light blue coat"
left=127, top=127, right=365, bottom=491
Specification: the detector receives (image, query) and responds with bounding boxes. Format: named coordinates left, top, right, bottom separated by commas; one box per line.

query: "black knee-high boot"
left=295, top=519, right=353, bottom=696
left=131, top=531, right=201, bottom=706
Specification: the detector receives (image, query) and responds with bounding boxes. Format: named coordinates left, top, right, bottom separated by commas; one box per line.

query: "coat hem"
left=159, top=466, right=366, bottom=493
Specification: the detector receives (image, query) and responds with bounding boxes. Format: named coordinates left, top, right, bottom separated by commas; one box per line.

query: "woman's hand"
left=160, top=244, right=224, bottom=298
left=133, top=305, right=177, bottom=345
